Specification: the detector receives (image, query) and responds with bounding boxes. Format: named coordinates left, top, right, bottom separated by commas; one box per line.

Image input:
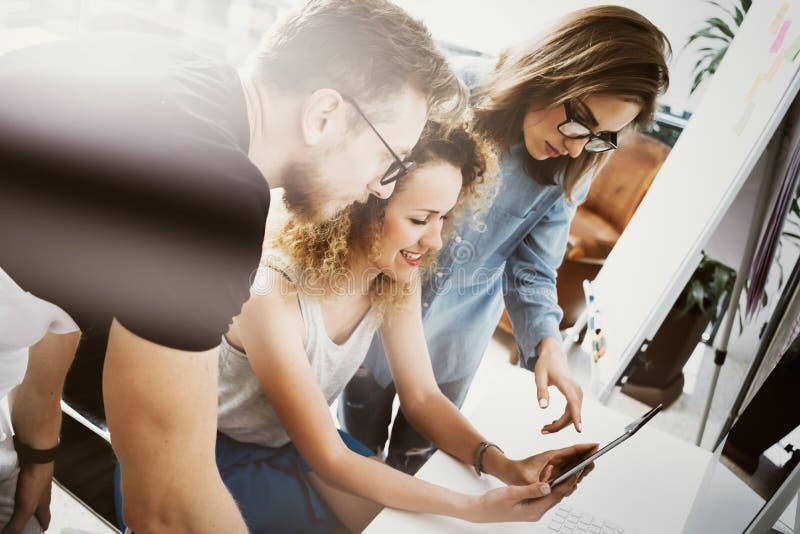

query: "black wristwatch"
left=13, top=435, right=59, bottom=465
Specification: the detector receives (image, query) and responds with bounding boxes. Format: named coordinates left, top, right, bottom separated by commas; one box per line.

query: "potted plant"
left=622, top=255, right=736, bottom=407
left=685, top=0, right=752, bottom=96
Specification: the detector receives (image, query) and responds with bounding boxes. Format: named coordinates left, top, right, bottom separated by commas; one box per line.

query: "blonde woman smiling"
left=214, top=123, right=597, bottom=533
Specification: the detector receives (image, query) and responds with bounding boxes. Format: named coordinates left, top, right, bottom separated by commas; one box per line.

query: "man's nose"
left=367, top=177, right=395, bottom=199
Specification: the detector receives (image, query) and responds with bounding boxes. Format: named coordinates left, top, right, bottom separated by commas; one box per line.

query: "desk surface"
left=365, top=366, right=711, bottom=533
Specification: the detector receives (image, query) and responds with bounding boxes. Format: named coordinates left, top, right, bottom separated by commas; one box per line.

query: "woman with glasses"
left=211, top=122, right=597, bottom=533
left=342, top=5, right=671, bottom=475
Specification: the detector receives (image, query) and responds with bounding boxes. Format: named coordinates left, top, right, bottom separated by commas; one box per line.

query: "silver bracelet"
left=473, top=440, right=503, bottom=477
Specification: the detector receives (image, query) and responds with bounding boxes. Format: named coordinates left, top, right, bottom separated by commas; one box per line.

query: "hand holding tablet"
left=550, top=404, right=664, bottom=488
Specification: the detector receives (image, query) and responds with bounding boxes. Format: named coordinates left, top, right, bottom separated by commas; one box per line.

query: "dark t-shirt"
left=0, top=35, right=270, bottom=352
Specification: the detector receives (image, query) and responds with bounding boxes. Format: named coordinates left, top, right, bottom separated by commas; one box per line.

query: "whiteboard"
left=586, top=0, right=800, bottom=401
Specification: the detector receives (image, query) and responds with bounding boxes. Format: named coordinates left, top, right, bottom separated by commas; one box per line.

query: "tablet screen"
left=551, top=404, right=663, bottom=488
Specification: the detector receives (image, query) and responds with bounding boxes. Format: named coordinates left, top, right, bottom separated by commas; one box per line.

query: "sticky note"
left=770, top=20, right=791, bottom=53
left=746, top=74, right=765, bottom=102
left=770, top=2, right=790, bottom=34
left=735, top=102, right=755, bottom=136
left=767, top=54, right=785, bottom=80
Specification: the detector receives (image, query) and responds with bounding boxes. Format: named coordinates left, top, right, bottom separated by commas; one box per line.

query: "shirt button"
left=422, top=302, right=429, bottom=308
left=436, top=271, right=443, bottom=277
left=454, top=236, right=462, bottom=243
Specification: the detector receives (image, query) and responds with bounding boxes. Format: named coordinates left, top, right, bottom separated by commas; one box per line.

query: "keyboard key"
left=550, top=505, right=631, bottom=534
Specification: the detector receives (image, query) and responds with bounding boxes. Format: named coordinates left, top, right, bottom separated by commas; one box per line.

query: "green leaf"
left=783, top=231, right=800, bottom=241
left=685, top=28, right=731, bottom=48
left=693, top=54, right=714, bottom=72
left=691, top=71, right=707, bottom=95
left=685, top=0, right=750, bottom=99
left=790, top=196, right=800, bottom=218
left=694, top=28, right=732, bottom=43
left=707, top=47, right=728, bottom=72
left=733, top=6, right=744, bottom=26
left=706, top=0, right=737, bottom=22
left=706, top=17, right=736, bottom=38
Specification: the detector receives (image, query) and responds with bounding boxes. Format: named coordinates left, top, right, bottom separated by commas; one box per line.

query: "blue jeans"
left=338, top=367, right=475, bottom=475
left=216, top=430, right=373, bottom=534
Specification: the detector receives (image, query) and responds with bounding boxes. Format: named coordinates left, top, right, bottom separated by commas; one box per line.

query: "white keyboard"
left=547, top=505, right=635, bottom=534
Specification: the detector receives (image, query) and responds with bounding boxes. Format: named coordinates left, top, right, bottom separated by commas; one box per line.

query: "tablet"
left=551, top=404, right=663, bottom=488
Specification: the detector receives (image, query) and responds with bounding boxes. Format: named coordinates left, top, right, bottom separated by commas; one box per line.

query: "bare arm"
left=235, top=271, right=554, bottom=523
left=10, top=330, right=79, bottom=450
left=103, top=320, right=247, bottom=534
left=3, top=330, right=79, bottom=534
left=380, top=286, right=519, bottom=481
left=382, top=286, right=596, bottom=487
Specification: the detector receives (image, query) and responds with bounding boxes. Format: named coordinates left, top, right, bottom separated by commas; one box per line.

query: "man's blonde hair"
left=249, top=0, right=467, bottom=125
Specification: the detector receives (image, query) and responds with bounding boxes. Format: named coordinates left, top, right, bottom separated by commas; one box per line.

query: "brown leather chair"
left=557, top=132, right=670, bottom=329
left=498, top=132, right=670, bottom=337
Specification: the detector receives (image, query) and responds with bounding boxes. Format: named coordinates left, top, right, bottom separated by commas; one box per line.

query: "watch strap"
left=13, top=435, right=59, bottom=465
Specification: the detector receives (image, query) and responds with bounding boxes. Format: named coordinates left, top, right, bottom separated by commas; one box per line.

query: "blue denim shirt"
left=363, top=142, right=590, bottom=387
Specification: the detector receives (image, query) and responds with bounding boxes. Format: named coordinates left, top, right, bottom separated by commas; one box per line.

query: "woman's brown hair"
left=473, top=5, right=671, bottom=199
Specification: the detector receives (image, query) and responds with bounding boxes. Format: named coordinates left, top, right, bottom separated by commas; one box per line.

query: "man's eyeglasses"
left=557, top=100, right=618, bottom=153
left=343, top=95, right=417, bottom=185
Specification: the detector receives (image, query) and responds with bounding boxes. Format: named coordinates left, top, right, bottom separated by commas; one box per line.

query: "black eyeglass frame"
left=557, top=100, right=618, bottom=153
left=342, top=95, right=418, bottom=185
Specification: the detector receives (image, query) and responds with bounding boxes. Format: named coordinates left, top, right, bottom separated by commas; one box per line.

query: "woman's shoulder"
left=249, top=252, right=301, bottom=313
left=258, top=247, right=298, bottom=283
left=236, top=261, right=306, bottom=352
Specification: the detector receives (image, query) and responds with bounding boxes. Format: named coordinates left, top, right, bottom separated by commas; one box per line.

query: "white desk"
left=0, top=27, right=60, bottom=56
left=365, top=366, right=711, bottom=533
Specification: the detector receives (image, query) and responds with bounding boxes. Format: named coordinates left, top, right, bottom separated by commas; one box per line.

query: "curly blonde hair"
left=275, top=121, right=497, bottom=321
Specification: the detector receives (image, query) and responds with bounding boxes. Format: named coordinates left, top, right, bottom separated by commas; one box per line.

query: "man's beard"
left=281, top=160, right=345, bottom=224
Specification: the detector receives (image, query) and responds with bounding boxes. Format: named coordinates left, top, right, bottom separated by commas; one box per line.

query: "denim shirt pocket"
left=433, top=207, right=525, bottom=294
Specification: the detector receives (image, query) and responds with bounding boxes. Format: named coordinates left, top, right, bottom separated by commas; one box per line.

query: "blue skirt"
left=216, top=430, right=374, bottom=534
